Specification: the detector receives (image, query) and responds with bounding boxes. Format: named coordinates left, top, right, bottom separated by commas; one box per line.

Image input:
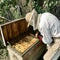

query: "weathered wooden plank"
left=6, top=24, right=12, bottom=40
left=1, top=25, right=8, bottom=41
left=19, top=20, right=28, bottom=34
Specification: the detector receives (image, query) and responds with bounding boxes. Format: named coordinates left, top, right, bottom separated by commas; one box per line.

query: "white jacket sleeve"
left=39, top=15, right=53, bottom=45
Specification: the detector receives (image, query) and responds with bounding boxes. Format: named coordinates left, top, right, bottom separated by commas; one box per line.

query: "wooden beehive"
left=0, top=18, right=46, bottom=60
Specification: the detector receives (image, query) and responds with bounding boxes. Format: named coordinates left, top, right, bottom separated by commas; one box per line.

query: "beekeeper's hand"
left=35, top=33, right=43, bottom=42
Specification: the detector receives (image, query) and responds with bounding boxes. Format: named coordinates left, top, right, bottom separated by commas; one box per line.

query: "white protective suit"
left=25, top=9, right=60, bottom=60
left=37, top=12, right=60, bottom=60
left=38, top=12, right=60, bottom=45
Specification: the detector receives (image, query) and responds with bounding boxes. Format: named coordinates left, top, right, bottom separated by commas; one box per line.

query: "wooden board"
left=19, top=20, right=27, bottom=34
left=1, top=18, right=28, bottom=42
left=2, top=25, right=8, bottom=41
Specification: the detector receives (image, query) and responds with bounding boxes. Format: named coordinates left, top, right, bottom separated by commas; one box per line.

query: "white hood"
left=28, top=9, right=38, bottom=30
left=25, top=9, right=41, bottom=30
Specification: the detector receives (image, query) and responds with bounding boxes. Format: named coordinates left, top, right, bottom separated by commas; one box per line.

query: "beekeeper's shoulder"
left=42, top=12, right=51, bottom=17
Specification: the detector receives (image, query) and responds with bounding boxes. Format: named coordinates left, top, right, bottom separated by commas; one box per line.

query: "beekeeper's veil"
left=25, top=9, right=38, bottom=30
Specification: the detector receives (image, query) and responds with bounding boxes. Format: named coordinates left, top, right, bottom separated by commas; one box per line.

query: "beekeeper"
left=25, top=9, right=60, bottom=60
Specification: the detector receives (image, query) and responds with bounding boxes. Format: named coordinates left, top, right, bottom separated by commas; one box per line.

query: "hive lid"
left=0, top=18, right=28, bottom=46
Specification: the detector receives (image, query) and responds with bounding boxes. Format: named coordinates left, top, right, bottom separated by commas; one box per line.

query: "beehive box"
left=0, top=18, right=46, bottom=60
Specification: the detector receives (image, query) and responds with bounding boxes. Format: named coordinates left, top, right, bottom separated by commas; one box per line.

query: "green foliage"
left=0, top=0, right=21, bottom=20
left=43, top=0, right=58, bottom=12
left=0, top=34, right=8, bottom=59
left=26, top=0, right=30, bottom=6
left=0, top=36, right=4, bottom=48
left=0, top=49, right=8, bottom=59
left=33, top=0, right=59, bottom=13
left=33, top=0, right=44, bottom=13
left=0, top=0, right=59, bottom=20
